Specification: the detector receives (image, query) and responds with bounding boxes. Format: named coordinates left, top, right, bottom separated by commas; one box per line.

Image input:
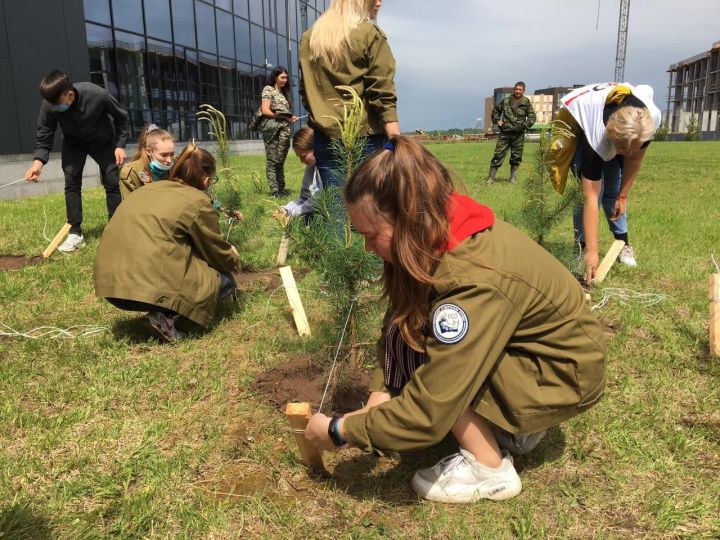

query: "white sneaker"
left=57, top=233, right=85, bottom=253
left=411, top=448, right=522, bottom=503
left=618, top=245, right=637, bottom=267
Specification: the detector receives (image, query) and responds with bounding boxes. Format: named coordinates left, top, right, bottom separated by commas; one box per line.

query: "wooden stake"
left=279, top=265, right=311, bottom=336
left=593, top=239, right=626, bottom=283
left=285, top=402, right=325, bottom=468
left=42, top=223, right=72, bottom=258
left=710, top=273, right=720, bottom=358
left=276, top=233, right=289, bottom=266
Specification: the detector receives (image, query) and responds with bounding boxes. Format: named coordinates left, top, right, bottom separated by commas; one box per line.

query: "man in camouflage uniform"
left=486, top=81, right=536, bottom=184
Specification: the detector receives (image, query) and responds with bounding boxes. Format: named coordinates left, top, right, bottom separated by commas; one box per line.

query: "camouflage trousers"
left=490, top=132, right=526, bottom=169
left=263, top=126, right=291, bottom=193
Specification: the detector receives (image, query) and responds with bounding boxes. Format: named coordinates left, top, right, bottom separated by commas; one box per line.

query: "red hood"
left=444, top=192, right=495, bottom=252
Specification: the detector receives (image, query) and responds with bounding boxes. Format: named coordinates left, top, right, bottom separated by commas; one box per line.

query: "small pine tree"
left=197, top=104, right=254, bottom=255
left=286, top=86, right=383, bottom=373
left=654, top=120, right=669, bottom=142
left=518, top=121, right=580, bottom=247
left=685, top=114, right=701, bottom=141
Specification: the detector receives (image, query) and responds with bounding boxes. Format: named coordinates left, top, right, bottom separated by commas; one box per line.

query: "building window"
left=234, top=0, right=249, bottom=18
left=235, top=17, right=251, bottom=63
left=84, top=0, right=111, bottom=25
left=144, top=0, right=173, bottom=42
left=112, top=0, right=145, bottom=34
left=86, top=23, right=118, bottom=96
left=217, top=9, right=235, bottom=58
left=172, top=0, right=197, bottom=48
left=196, top=1, right=217, bottom=54
left=249, top=0, right=263, bottom=25
left=250, top=23, right=264, bottom=65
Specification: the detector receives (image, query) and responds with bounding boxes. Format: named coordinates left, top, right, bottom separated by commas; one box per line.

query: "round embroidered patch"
left=432, top=303, right=469, bottom=344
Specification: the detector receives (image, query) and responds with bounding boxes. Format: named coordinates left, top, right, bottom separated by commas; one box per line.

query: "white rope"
left=242, top=283, right=329, bottom=333
left=591, top=288, right=667, bottom=311
left=318, top=299, right=356, bottom=413
left=711, top=254, right=719, bottom=275
left=0, top=322, right=108, bottom=339
left=0, top=178, right=26, bottom=190
left=225, top=217, right=236, bottom=241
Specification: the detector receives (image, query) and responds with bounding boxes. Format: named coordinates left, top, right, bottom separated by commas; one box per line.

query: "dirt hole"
left=0, top=255, right=44, bottom=271
left=251, top=353, right=371, bottom=414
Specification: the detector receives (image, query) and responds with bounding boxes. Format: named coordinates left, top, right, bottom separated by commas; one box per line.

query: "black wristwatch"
left=328, top=416, right=348, bottom=447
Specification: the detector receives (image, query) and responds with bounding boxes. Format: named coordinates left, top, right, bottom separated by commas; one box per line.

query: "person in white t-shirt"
left=550, top=83, right=660, bottom=281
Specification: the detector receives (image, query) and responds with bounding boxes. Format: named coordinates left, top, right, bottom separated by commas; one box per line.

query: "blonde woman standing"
left=299, top=0, right=399, bottom=188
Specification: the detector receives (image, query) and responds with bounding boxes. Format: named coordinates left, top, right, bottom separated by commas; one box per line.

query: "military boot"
left=485, top=167, right=498, bottom=185
left=510, top=166, right=519, bottom=184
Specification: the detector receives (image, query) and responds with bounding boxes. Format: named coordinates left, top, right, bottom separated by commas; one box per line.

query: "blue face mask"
left=52, top=102, right=71, bottom=113
left=148, top=159, right=172, bottom=178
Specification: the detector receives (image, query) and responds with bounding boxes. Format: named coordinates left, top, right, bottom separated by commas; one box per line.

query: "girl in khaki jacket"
left=305, top=136, right=607, bottom=503
left=94, top=144, right=239, bottom=342
left=119, top=124, right=175, bottom=199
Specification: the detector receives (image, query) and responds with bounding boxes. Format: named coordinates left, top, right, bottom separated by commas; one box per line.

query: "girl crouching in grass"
left=94, top=144, right=240, bottom=342
left=305, top=136, right=606, bottom=503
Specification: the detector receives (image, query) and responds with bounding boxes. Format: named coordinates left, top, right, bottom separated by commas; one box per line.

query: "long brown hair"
left=345, top=136, right=455, bottom=350
left=170, top=143, right=216, bottom=191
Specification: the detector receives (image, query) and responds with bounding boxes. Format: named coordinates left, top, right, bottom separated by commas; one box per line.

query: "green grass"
left=1, top=141, right=719, bottom=538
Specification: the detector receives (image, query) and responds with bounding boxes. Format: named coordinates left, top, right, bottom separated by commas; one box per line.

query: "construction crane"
left=614, top=0, right=631, bottom=81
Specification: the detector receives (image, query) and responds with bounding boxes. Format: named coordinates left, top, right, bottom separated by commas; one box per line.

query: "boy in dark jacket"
left=25, top=70, right=129, bottom=252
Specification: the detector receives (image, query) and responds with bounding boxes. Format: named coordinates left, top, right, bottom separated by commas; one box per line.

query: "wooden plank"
left=276, top=233, right=290, bottom=266
left=593, top=239, right=626, bottom=283
left=710, top=274, right=720, bottom=358
left=279, top=265, right=311, bottom=336
left=285, top=402, right=325, bottom=469
left=42, top=223, right=72, bottom=258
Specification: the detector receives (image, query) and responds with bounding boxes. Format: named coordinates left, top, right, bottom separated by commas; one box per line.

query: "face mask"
left=148, top=159, right=172, bottom=177
left=52, top=102, right=71, bottom=113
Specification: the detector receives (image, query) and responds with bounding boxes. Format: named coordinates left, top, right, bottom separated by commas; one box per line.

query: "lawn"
left=1, top=141, right=718, bottom=539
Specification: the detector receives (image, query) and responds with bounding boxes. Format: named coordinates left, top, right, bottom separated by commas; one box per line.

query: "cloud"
left=379, top=0, right=720, bottom=130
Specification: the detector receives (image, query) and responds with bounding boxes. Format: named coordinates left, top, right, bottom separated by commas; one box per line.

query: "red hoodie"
left=444, top=192, right=495, bottom=252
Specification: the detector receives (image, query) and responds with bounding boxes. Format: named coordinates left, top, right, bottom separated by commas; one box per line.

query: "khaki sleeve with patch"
left=342, top=283, right=522, bottom=453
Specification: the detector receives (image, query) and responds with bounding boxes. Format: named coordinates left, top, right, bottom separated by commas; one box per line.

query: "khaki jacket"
left=119, top=155, right=169, bottom=199
left=343, top=220, right=606, bottom=453
left=299, top=21, right=398, bottom=138
left=94, top=181, right=238, bottom=328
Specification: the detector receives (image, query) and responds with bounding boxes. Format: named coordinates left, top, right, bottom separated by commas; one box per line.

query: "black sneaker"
left=143, top=311, right=184, bottom=342
left=271, top=191, right=282, bottom=198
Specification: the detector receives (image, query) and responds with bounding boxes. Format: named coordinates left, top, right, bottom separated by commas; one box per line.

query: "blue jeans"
left=313, top=130, right=387, bottom=189
left=571, top=153, right=627, bottom=244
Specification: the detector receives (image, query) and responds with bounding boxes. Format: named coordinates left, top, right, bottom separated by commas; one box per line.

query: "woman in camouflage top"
left=260, top=66, right=299, bottom=197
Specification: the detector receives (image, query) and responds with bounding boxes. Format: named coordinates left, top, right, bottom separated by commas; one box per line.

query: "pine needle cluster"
left=518, top=121, right=580, bottom=246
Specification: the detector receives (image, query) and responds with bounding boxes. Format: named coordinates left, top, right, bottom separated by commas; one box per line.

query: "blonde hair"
left=133, top=124, right=174, bottom=160
left=345, top=136, right=455, bottom=351
left=606, top=107, right=656, bottom=154
left=308, top=0, right=376, bottom=67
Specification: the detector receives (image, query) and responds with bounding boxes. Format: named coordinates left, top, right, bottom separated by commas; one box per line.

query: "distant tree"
left=654, top=120, right=669, bottom=142
left=685, top=114, right=701, bottom=141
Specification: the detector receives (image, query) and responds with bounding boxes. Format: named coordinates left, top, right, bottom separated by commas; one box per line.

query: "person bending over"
left=550, top=82, right=660, bottom=280
left=305, top=136, right=606, bottom=503
left=119, top=124, right=175, bottom=198
left=276, top=127, right=321, bottom=219
left=25, top=70, right=129, bottom=252
left=94, top=144, right=240, bottom=342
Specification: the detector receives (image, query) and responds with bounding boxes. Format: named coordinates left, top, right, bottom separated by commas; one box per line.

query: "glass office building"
left=82, top=0, right=327, bottom=142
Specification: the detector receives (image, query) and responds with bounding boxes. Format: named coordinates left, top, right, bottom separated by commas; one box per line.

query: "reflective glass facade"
left=83, top=0, right=327, bottom=141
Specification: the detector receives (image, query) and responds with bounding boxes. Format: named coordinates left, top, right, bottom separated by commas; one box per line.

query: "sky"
left=378, top=0, right=719, bottom=131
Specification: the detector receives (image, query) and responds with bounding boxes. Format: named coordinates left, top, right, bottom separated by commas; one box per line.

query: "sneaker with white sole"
left=410, top=448, right=522, bottom=503
left=494, top=428, right=547, bottom=455
left=144, top=311, right=184, bottom=342
left=57, top=233, right=85, bottom=253
left=618, top=244, right=637, bottom=267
